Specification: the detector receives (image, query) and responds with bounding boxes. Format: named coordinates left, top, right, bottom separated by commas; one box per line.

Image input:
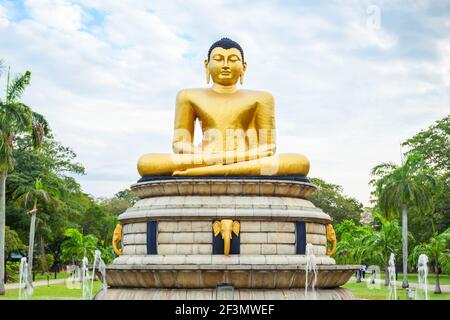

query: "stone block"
left=261, top=244, right=277, bottom=255
left=123, top=245, right=136, bottom=255
left=132, top=223, right=147, bottom=233
left=176, top=244, right=193, bottom=255
left=185, top=255, right=212, bottom=264
left=192, top=244, right=212, bottom=255
left=239, top=255, right=266, bottom=265
left=312, top=245, right=327, bottom=256
left=135, top=245, right=147, bottom=255
left=162, top=256, right=186, bottom=264
left=157, top=233, right=174, bottom=244
left=158, top=221, right=177, bottom=232
left=306, top=234, right=327, bottom=246
left=240, top=221, right=261, bottom=232
left=134, top=233, right=147, bottom=244
left=211, top=255, right=240, bottom=265
left=158, top=244, right=177, bottom=255
left=178, top=221, right=192, bottom=232
left=240, top=232, right=268, bottom=244
left=261, top=222, right=295, bottom=232
left=267, top=232, right=295, bottom=244
left=306, top=223, right=326, bottom=235
left=194, top=232, right=212, bottom=243
left=191, top=221, right=211, bottom=232
left=122, top=234, right=134, bottom=245
left=173, top=233, right=194, bottom=244
left=276, top=244, right=295, bottom=254
left=240, top=244, right=261, bottom=255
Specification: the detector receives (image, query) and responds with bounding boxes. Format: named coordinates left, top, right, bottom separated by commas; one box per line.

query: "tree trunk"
left=39, top=234, right=45, bottom=256
left=434, top=266, right=441, bottom=294
left=401, top=204, right=409, bottom=288
left=384, top=265, right=389, bottom=286
left=0, top=172, right=6, bottom=295
left=28, top=211, right=37, bottom=287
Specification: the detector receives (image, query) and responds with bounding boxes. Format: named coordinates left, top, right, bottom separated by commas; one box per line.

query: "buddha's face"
left=205, top=47, right=247, bottom=86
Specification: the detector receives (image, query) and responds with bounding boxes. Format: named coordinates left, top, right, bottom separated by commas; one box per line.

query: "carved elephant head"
left=112, top=224, right=123, bottom=256
left=326, top=224, right=337, bottom=256
left=213, top=220, right=240, bottom=255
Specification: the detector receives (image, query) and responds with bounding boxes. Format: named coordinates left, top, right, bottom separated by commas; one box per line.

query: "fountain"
left=416, top=254, right=429, bottom=300
left=81, top=256, right=92, bottom=300
left=304, top=243, right=318, bottom=300
left=18, top=257, right=33, bottom=300
left=91, top=250, right=108, bottom=297
left=387, top=253, right=397, bottom=300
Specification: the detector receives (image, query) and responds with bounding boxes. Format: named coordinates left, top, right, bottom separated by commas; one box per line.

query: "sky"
left=0, top=0, right=449, bottom=206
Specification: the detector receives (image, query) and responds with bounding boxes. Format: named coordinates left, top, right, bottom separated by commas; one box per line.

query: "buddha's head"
left=205, top=37, right=247, bottom=86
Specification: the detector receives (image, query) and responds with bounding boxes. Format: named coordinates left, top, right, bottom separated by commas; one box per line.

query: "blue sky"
left=0, top=0, right=449, bottom=205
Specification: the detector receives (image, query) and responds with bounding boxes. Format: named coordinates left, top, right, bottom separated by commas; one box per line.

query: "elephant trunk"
left=223, top=235, right=232, bottom=256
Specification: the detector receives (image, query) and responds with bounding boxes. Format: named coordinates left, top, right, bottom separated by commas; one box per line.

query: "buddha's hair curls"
left=207, top=37, right=244, bottom=62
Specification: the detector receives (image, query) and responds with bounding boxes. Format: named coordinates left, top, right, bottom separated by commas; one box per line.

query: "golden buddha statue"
left=138, top=38, right=310, bottom=177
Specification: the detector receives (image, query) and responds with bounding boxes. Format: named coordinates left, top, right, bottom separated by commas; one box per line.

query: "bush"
left=5, top=261, right=20, bottom=283
left=36, top=254, right=55, bottom=273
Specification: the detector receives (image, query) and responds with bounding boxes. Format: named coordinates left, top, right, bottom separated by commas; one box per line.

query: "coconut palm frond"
left=31, top=111, right=50, bottom=149
left=7, top=102, right=33, bottom=132
left=6, top=70, right=31, bottom=104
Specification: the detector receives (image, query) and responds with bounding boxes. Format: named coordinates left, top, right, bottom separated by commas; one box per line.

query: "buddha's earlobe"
left=204, top=59, right=210, bottom=84
left=239, top=73, right=244, bottom=85
left=206, top=68, right=211, bottom=84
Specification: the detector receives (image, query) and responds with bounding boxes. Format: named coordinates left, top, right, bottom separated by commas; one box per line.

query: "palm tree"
left=371, top=153, right=437, bottom=288
left=334, top=234, right=371, bottom=282
left=0, top=66, right=49, bottom=294
left=61, top=228, right=98, bottom=264
left=366, top=214, right=402, bottom=285
left=13, top=178, right=59, bottom=284
left=410, top=228, right=450, bottom=293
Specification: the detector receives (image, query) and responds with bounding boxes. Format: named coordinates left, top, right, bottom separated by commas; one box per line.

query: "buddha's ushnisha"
left=138, top=38, right=310, bottom=176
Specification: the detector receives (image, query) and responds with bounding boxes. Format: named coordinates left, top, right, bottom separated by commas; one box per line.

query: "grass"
left=342, top=278, right=450, bottom=300
left=0, top=281, right=104, bottom=300
left=6, top=271, right=71, bottom=284
left=377, top=273, right=450, bottom=286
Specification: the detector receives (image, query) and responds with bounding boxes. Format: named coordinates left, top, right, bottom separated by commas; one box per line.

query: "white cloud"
left=0, top=4, right=9, bottom=27
left=24, top=0, right=82, bottom=32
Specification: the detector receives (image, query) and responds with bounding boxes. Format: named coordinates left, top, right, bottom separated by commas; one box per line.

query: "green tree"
left=310, top=178, right=364, bottom=224
left=402, top=115, right=450, bottom=241
left=366, top=214, right=402, bottom=285
left=60, top=228, right=98, bottom=263
left=5, top=226, right=26, bottom=258
left=0, top=66, right=48, bottom=295
left=410, top=228, right=450, bottom=293
left=13, top=178, right=59, bottom=282
left=371, top=153, right=437, bottom=288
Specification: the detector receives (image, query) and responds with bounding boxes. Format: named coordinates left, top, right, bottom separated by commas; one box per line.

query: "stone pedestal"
left=98, top=177, right=359, bottom=300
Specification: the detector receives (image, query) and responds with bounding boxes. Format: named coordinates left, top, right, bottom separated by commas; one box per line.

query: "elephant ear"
left=213, top=221, right=221, bottom=237
left=232, top=221, right=240, bottom=236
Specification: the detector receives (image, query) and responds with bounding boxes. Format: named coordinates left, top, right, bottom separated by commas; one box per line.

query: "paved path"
left=5, top=279, right=66, bottom=291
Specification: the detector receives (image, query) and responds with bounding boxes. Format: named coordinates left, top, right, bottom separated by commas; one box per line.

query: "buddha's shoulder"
left=239, top=89, right=274, bottom=100
left=176, top=88, right=207, bottom=99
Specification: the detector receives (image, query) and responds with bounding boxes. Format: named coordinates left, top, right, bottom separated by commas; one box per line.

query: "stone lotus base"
left=105, top=255, right=358, bottom=289
left=95, top=287, right=356, bottom=300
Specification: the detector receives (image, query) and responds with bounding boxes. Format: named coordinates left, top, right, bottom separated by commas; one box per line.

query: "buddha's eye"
left=213, top=55, right=223, bottom=62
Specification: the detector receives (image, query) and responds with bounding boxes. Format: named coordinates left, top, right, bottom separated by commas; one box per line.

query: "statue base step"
left=95, top=287, right=357, bottom=300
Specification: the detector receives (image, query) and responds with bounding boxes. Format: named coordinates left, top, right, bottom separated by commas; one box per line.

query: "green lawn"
left=0, top=281, right=103, bottom=300
left=376, top=273, right=450, bottom=286
left=6, top=271, right=71, bottom=284
left=343, top=279, right=450, bottom=300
